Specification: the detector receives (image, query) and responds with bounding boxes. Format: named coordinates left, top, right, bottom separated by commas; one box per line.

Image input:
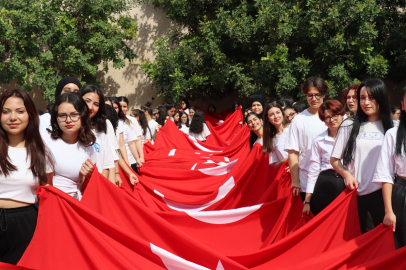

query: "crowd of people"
left=1, top=75, right=405, bottom=266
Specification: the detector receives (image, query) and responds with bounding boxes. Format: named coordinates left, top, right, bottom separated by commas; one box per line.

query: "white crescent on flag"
left=154, top=176, right=235, bottom=212
left=198, top=159, right=238, bottom=176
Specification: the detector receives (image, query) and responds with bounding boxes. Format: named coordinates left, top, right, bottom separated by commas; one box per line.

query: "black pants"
left=392, top=176, right=406, bottom=249
left=310, top=170, right=346, bottom=216
left=0, top=205, right=38, bottom=265
left=357, top=189, right=385, bottom=234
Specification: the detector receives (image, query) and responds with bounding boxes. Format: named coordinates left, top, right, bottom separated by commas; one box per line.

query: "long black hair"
left=131, top=109, right=151, bottom=137
left=262, top=102, right=288, bottom=154
left=246, top=112, right=260, bottom=149
left=190, top=109, right=206, bottom=134
left=110, top=97, right=131, bottom=125
left=156, top=105, right=168, bottom=126
left=50, top=93, right=96, bottom=147
left=343, top=79, right=393, bottom=165
left=178, top=111, right=190, bottom=128
left=105, top=104, right=119, bottom=132
left=396, top=87, right=406, bottom=155
left=78, top=85, right=107, bottom=133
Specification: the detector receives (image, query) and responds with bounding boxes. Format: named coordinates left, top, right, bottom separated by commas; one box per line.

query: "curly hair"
left=189, top=109, right=206, bottom=134
left=49, top=93, right=96, bottom=147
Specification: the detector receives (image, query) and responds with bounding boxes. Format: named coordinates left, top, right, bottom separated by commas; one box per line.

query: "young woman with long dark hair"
left=262, top=102, right=290, bottom=168
left=0, top=89, right=54, bottom=265
left=116, top=96, right=145, bottom=165
left=78, top=85, right=117, bottom=184
left=246, top=112, right=263, bottom=146
left=105, top=104, right=139, bottom=185
left=109, top=97, right=142, bottom=172
left=391, top=106, right=401, bottom=127
left=373, top=86, right=406, bottom=248
left=189, top=109, right=211, bottom=141
left=155, top=105, right=169, bottom=134
left=173, top=110, right=180, bottom=126
left=166, top=103, right=176, bottom=121
left=285, top=76, right=328, bottom=200
left=131, top=109, right=152, bottom=144
left=188, top=106, right=196, bottom=123
left=331, top=79, right=393, bottom=234
left=44, top=93, right=96, bottom=199
left=180, top=99, right=190, bottom=115
left=302, top=100, right=345, bottom=216
left=178, top=111, right=190, bottom=134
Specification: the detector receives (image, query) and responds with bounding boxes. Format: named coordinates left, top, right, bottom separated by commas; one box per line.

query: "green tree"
left=0, top=0, right=138, bottom=101
left=140, top=0, right=406, bottom=102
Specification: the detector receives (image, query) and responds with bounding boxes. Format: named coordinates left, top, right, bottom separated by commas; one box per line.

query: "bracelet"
left=304, top=201, right=310, bottom=204
left=115, top=172, right=120, bottom=174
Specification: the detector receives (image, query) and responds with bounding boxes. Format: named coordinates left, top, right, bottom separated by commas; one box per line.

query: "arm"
left=330, top=157, right=358, bottom=190
left=303, top=140, right=323, bottom=214
left=272, top=157, right=287, bottom=169
left=114, top=161, right=122, bottom=186
left=288, top=150, right=300, bottom=196
left=118, top=132, right=129, bottom=164
left=135, top=136, right=145, bottom=163
left=40, top=172, right=54, bottom=186
left=116, top=150, right=139, bottom=185
left=128, top=140, right=142, bottom=167
left=382, top=183, right=396, bottom=231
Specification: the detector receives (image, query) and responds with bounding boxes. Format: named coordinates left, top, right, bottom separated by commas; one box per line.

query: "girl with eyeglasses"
left=302, top=100, right=345, bottom=216
left=0, top=89, right=54, bottom=265
left=178, top=111, right=190, bottom=134
left=331, top=79, right=393, bottom=234
left=263, top=102, right=290, bottom=168
left=283, top=106, right=298, bottom=123
left=285, top=76, right=328, bottom=201
left=42, top=93, right=97, bottom=200
left=373, top=86, right=406, bottom=248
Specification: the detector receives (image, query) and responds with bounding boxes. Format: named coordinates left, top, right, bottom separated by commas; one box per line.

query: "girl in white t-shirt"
left=178, top=111, right=190, bottom=134
left=189, top=109, right=211, bottom=142
left=246, top=112, right=263, bottom=146
left=180, top=99, right=190, bottom=116
left=0, top=89, right=54, bottom=265
left=302, top=100, right=345, bottom=216
left=372, top=86, right=406, bottom=248
left=79, top=85, right=117, bottom=184
left=45, top=93, right=97, bottom=199
left=105, top=104, right=139, bottom=185
left=131, top=109, right=152, bottom=144
left=331, top=79, right=393, bottom=234
left=285, top=76, right=328, bottom=200
left=263, top=102, right=290, bottom=168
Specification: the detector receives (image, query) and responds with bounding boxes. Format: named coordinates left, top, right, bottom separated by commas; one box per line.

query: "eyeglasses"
left=306, top=93, right=322, bottom=100
left=325, top=114, right=340, bottom=122
left=57, top=113, right=81, bottom=122
left=360, top=96, right=375, bottom=103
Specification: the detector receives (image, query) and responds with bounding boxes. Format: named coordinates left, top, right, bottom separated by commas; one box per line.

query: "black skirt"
left=392, top=176, right=406, bottom=249
left=310, top=169, right=346, bottom=216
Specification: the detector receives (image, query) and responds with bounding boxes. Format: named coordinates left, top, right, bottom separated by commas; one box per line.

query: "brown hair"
left=318, top=100, right=345, bottom=121
left=301, top=76, right=329, bottom=95
left=262, top=102, right=288, bottom=154
left=49, top=92, right=96, bottom=147
left=342, top=84, right=360, bottom=105
left=0, top=89, right=54, bottom=182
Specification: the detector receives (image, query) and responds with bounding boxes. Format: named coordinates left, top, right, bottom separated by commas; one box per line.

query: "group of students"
left=245, top=76, right=406, bottom=250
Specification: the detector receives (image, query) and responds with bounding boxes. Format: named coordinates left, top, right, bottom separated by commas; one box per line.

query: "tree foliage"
left=140, top=0, right=406, bottom=102
left=0, top=0, right=137, bottom=101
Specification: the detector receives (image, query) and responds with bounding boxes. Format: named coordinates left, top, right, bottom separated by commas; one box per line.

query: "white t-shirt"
left=331, top=119, right=384, bottom=195
left=0, top=147, right=53, bottom=204
left=269, top=126, right=290, bottom=164
left=393, top=119, right=400, bottom=127
left=117, top=120, right=137, bottom=165
left=255, top=137, right=263, bottom=146
left=179, top=123, right=190, bottom=134
left=92, top=129, right=115, bottom=173
left=43, top=133, right=97, bottom=197
left=148, top=119, right=159, bottom=141
left=39, top=113, right=51, bottom=134
left=106, top=120, right=119, bottom=150
left=373, top=127, right=406, bottom=185
left=141, top=127, right=152, bottom=144
left=127, top=115, right=143, bottom=137
left=284, top=109, right=327, bottom=192
left=306, top=130, right=338, bottom=193
left=190, top=123, right=211, bottom=141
